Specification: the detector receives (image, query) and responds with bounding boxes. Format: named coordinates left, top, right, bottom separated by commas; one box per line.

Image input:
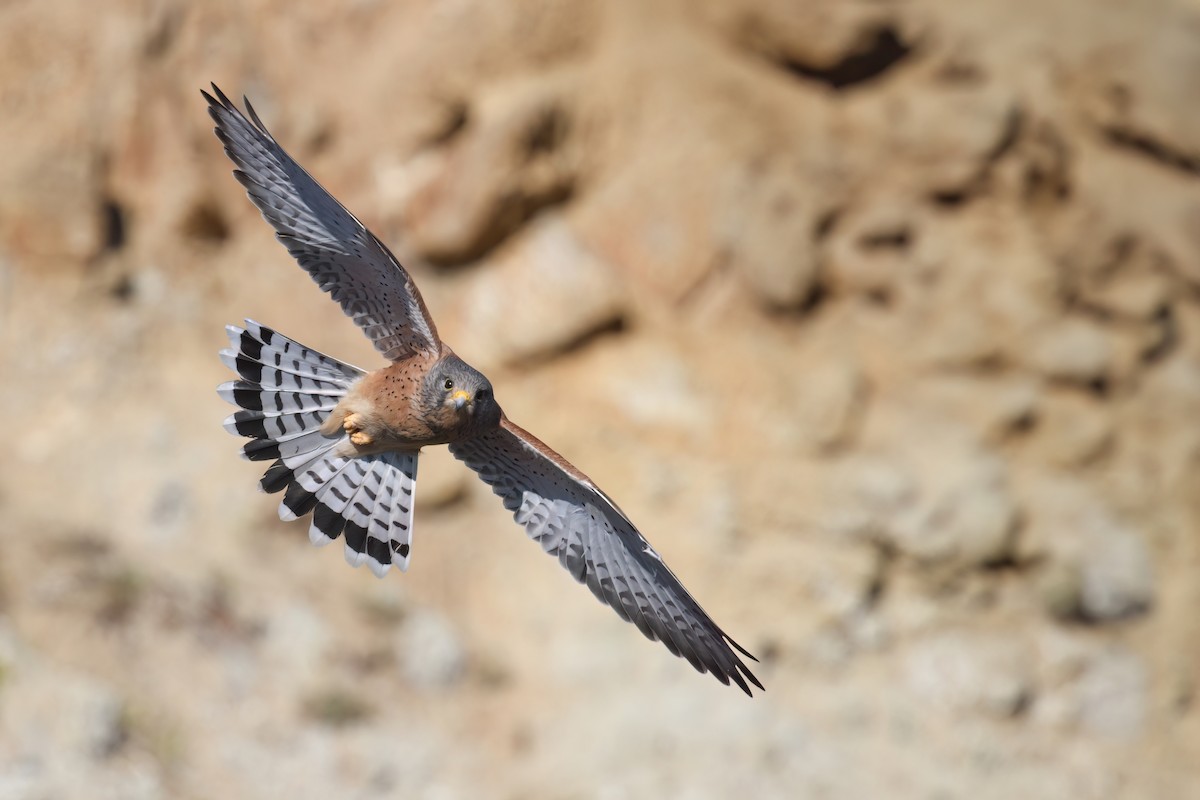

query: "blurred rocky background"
left=2, top=0, right=1199, bottom=797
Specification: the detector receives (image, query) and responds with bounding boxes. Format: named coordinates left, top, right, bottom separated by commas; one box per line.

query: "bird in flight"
left=205, top=84, right=761, bottom=695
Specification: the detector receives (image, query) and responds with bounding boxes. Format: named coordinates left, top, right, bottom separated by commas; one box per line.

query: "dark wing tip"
left=717, top=640, right=764, bottom=697
left=204, top=83, right=242, bottom=135
left=739, top=662, right=765, bottom=693
left=203, top=83, right=237, bottom=121
left=726, top=634, right=759, bottom=663
left=204, top=83, right=272, bottom=142
left=243, top=95, right=271, bottom=135
left=209, top=82, right=234, bottom=109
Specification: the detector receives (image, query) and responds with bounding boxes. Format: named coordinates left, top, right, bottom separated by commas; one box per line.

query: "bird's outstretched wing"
left=204, top=84, right=441, bottom=362
left=450, top=417, right=762, bottom=695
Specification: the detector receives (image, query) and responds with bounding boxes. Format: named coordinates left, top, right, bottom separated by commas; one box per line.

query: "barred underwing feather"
left=225, top=409, right=332, bottom=440
left=332, top=452, right=416, bottom=575
left=339, top=461, right=384, bottom=573
left=204, top=85, right=441, bottom=362
left=280, top=475, right=321, bottom=521
left=345, top=459, right=388, bottom=571
left=293, top=452, right=349, bottom=495
left=219, top=321, right=420, bottom=576
left=242, top=427, right=340, bottom=462
left=227, top=322, right=364, bottom=382
left=311, top=459, right=364, bottom=544
left=220, top=352, right=348, bottom=394
left=450, top=416, right=763, bottom=696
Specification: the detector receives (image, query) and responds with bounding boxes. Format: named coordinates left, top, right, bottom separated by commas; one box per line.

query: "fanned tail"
left=219, top=320, right=418, bottom=575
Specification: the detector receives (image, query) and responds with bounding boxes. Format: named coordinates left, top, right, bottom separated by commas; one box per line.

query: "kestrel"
left=205, top=84, right=762, bottom=695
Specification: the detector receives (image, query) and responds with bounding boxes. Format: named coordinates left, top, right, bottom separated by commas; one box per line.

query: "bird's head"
left=424, top=355, right=500, bottom=429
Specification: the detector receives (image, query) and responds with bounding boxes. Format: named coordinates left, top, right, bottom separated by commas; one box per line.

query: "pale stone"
left=904, top=632, right=1034, bottom=718
left=449, top=214, right=626, bottom=367
left=399, top=609, right=466, bottom=689
left=1022, top=318, right=1113, bottom=385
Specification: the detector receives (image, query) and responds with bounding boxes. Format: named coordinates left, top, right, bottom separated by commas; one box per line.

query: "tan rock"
left=1075, top=5, right=1200, bottom=173
left=904, top=631, right=1034, bottom=718
left=397, top=73, right=580, bottom=265
left=1018, top=474, right=1155, bottom=622
left=447, top=214, right=626, bottom=367
left=695, top=0, right=916, bottom=76
left=866, top=81, right=1019, bottom=198
left=1021, top=317, right=1113, bottom=386
left=719, top=158, right=825, bottom=309
left=907, top=206, right=1059, bottom=369
left=911, top=375, right=1041, bottom=442
left=828, top=442, right=1020, bottom=569
left=792, top=357, right=869, bottom=452
left=1024, top=390, right=1114, bottom=466
left=0, top=147, right=107, bottom=266
left=398, top=608, right=465, bottom=689
left=413, top=446, right=468, bottom=511
left=823, top=197, right=918, bottom=299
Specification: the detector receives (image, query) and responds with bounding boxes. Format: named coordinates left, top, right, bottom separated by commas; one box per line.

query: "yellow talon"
left=343, top=412, right=374, bottom=447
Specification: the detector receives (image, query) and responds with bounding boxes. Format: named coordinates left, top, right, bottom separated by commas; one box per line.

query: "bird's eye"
left=443, top=378, right=454, bottom=390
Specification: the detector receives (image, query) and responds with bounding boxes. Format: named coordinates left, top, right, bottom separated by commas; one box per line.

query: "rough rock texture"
left=2, top=1, right=1200, bottom=798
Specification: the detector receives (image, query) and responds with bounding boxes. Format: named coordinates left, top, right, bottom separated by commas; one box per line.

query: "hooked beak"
left=450, top=389, right=472, bottom=411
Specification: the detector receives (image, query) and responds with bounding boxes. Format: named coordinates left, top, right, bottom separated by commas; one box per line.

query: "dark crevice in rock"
left=180, top=199, right=231, bottom=245
left=423, top=103, right=575, bottom=268
left=864, top=286, right=893, bottom=307
left=511, top=313, right=625, bottom=368
left=797, top=275, right=831, bottom=316
left=1085, top=375, right=1111, bottom=398
left=780, top=26, right=914, bottom=90
left=1102, top=126, right=1200, bottom=176
left=814, top=207, right=841, bottom=241
left=927, top=107, right=1023, bottom=210
left=108, top=273, right=136, bottom=303
left=859, top=227, right=911, bottom=250
left=522, top=106, right=569, bottom=159
left=756, top=638, right=782, bottom=666
left=931, top=189, right=969, bottom=208
left=1004, top=409, right=1039, bottom=438
left=1022, top=123, right=1073, bottom=206
left=756, top=272, right=829, bottom=319
left=426, top=101, right=469, bottom=147
left=987, top=106, right=1024, bottom=165
left=101, top=197, right=128, bottom=252
left=934, top=59, right=987, bottom=86
left=1140, top=304, right=1178, bottom=364
left=862, top=544, right=895, bottom=611
left=425, top=184, right=575, bottom=268
left=143, top=5, right=182, bottom=59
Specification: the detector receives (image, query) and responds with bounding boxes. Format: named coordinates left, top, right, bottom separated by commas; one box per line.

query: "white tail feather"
left=219, top=320, right=418, bottom=575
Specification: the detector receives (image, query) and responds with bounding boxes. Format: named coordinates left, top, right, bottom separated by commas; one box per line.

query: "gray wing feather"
left=450, top=418, right=762, bottom=696
left=204, top=84, right=440, bottom=361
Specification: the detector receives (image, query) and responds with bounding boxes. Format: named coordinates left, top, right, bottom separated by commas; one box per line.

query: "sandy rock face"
left=398, top=72, right=582, bottom=266
left=445, top=214, right=627, bottom=368
left=2, top=0, right=1199, bottom=798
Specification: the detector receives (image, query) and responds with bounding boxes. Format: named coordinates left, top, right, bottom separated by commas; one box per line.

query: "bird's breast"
left=344, top=358, right=443, bottom=447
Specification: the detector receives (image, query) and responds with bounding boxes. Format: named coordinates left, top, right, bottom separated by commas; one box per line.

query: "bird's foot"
left=343, top=412, right=374, bottom=447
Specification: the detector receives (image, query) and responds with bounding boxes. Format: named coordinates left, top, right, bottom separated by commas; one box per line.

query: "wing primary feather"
left=450, top=420, right=762, bottom=695
left=204, top=84, right=442, bottom=362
